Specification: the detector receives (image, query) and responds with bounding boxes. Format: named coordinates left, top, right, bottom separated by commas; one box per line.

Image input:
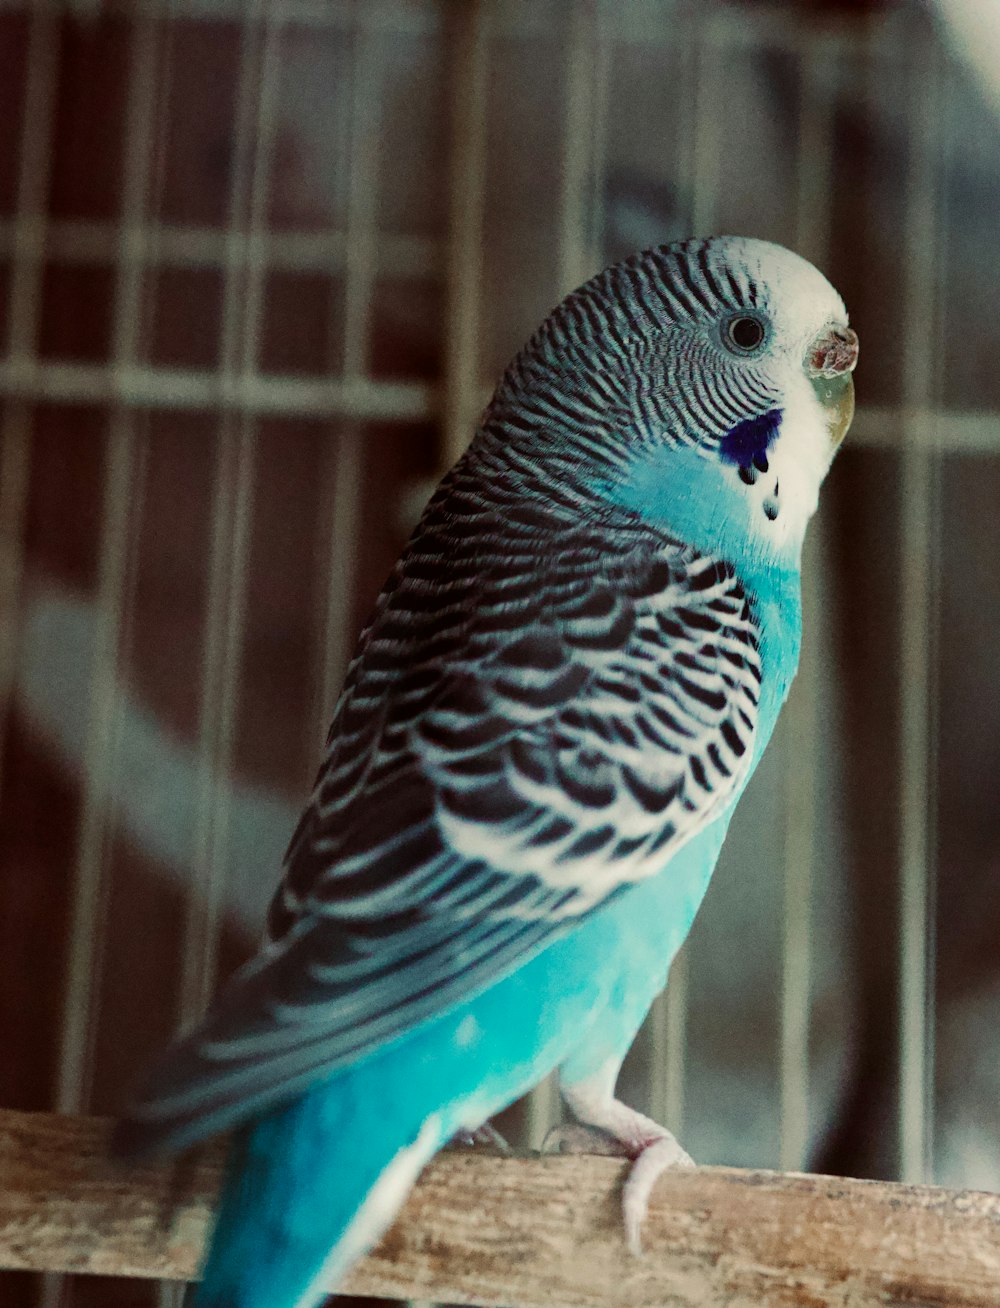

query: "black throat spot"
left=719, top=408, right=783, bottom=468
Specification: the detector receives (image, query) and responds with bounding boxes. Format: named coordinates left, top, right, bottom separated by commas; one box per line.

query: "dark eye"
left=725, top=314, right=766, bottom=353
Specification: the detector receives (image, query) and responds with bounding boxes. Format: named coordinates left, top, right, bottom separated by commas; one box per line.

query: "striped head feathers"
left=486, top=236, right=857, bottom=570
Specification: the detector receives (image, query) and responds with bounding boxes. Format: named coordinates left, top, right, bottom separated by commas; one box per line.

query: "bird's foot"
left=560, top=1081, right=694, bottom=1255
left=542, top=1122, right=634, bottom=1157
left=449, top=1121, right=510, bottom=1152
left=621, top=1129, right=694, bottom=1255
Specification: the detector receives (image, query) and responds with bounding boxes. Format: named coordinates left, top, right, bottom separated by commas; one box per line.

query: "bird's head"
left=489, top=236, right=857, bottom=573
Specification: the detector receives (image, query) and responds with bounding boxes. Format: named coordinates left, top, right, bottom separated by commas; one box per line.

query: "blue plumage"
left=116, top=236, right=857, bottom=1308
left=196, top=820, right=729, bottom=1308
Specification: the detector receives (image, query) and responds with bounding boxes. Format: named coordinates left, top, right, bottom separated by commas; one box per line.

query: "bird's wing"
left=116, top=471, right=762, bottom=1154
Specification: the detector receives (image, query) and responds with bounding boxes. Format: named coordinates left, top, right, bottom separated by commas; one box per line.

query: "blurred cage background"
left=2, top=0, right=1000, bottom=1303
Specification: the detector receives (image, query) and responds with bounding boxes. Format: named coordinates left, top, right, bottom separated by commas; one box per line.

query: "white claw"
left=451, top=1122, right=510, bottom=1152
left=622, top=1134, right=696, bottom=1255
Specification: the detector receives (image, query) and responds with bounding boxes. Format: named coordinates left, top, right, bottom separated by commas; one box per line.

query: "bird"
left=113, top=235, right=858, bottom=1308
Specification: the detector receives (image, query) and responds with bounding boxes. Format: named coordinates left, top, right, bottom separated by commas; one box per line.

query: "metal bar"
left=111, top=13, right=161, bottom=370
left=100, top=0, right=439, bottom=36
left=777, top=37, right=838, bottom=1174
left=647, top=944, right=688, bottom=1136
left=42, top=429, right=139, bottom=1308
left=441, top=0, right=489, bottom=468
left=340, top=4, right=379, bottom=383
left=556, top=0, right=597, bottom=297
left=849, top=406, right=1000, bottom=453
left=686, top=8, right=723, bottom=237
left=217, top=8, right=265, bottom=384
left=179, top=2, right=269, bottom=1023
left=0, top=357, right=435, bottom=419
left=0, top=409, right=32, bottom=797
left=180, top=429, right=256, bottom=1017
left=0, top=0, right=58, bottom=807
left=0, top=218, right=436, bottom=278
left=140, top=18, right=186, bottom=1308
left=45, top=12, right=161, bottom=1305
left=0, top=0, right=907, bottom=53
left=1, top=1, right=55, bottom=815
left=313, top=428, right=363, bottom=741
left=0, top=351, right=996, bottom=450
left=586, top=0, right=610, bottom=273
left=239, top=7, right=284, bottom=380
left=53, top=1, right=164, bottom=1124
left=897, top=32, right=942, bottom=1187
left=778, top=574, right=819, bottom=1171
left=312, top=1, right=381, bottom=741
left=53, top=427, right=135, bottom=1119
left=6, top=5, right=58, bottom=362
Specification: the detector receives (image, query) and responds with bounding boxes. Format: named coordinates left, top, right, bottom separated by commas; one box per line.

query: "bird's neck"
left=586, top=435, right=807, bottom=732
left=592, top=440, right=805, bottom=588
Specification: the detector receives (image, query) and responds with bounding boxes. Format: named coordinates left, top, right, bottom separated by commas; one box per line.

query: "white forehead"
left=713, top=235, right=848, bottom=343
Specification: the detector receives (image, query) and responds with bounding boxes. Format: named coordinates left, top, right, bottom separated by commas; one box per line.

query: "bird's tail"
left=188, top=1071, right=442, bottom=1308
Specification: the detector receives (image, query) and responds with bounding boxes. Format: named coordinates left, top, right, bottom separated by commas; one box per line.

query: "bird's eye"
left=724, top=314, right=767, bottom=353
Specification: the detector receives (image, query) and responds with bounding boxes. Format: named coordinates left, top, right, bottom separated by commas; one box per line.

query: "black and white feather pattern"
left=117, top=426, right=762, bottom=1152
left=115, top=239, right=777, bottom=1152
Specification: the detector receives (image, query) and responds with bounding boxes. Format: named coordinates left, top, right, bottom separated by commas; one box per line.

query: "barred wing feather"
left=115, top=468, right=762, bottom=1155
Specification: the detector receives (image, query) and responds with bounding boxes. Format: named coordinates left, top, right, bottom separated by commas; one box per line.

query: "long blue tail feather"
left=190, top=1074, right=437, bottom=1308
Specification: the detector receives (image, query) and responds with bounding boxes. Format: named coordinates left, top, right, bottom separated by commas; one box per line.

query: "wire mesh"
left=0, top=2, right=995, bottom=1304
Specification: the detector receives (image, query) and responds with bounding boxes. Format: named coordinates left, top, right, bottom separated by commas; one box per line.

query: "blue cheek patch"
left=719, top=408, right=783, bottom=465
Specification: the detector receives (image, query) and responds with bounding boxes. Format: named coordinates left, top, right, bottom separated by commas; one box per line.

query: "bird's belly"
left=346, top=813, right=729, bottom=1139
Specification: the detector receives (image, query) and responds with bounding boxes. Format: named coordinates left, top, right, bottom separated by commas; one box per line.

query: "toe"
left=469, top=1122, right=511, bottom=1151
left=622, top=1134, right=696, bottom=1255
left=449, top=1122, right=510, bottom=1152
left=542, top=1123, right=633, bottom=1157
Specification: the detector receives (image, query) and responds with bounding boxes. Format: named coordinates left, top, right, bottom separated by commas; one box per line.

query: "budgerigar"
left=114, top=236, right=858, bottom=1308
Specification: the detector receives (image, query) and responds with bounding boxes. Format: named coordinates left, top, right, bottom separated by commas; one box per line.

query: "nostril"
left=808, top=324, right=859, bottom=378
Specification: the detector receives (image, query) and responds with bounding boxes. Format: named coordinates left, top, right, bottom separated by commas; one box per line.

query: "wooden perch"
left=2, top=1109, right=1000, bottom=1307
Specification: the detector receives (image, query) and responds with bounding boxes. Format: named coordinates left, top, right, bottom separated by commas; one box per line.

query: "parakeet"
left=114, top=236, right=857, bottom=1308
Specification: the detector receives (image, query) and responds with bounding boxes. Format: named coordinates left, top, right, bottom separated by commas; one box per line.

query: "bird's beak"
left=806, top=323, right=858, bottom=448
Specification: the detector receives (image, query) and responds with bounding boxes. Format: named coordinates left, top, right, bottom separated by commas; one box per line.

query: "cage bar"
left=0, top=0, right=52, bottom=792
left=0, top=358, right=435, bottom=419
left=0, top=350, right=995, bottom=452
left=241, top=8, right=286, bottom=382
left=53, top=427, right=137, bottom=1116
left=44, top=15, right=162, bottom=1307
left=312, top=427, right=363, bottom=743
left=53, top=0, right=166, bottom=1122
left=340, top=7, right=380, bottom=385
left=897, top=29, right=942, bottom=1186
left=312, top=1, right=382, bottom=736
left=0, top=410, right=31, bottom=785
left=777, top=32, right=839, bottom=1173
left=1, top=1, right=55, bottom=780
left=441, top=0, right=488, bottom=469
left=0, top=218, right=435, bottom=279
left=110, top=12, right=161, bottom=369
left=177, top=2, right=275, bottom=1027
left=556, top=0, right=601, bottom=298
left=5, top=5, right=57, bottom=364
